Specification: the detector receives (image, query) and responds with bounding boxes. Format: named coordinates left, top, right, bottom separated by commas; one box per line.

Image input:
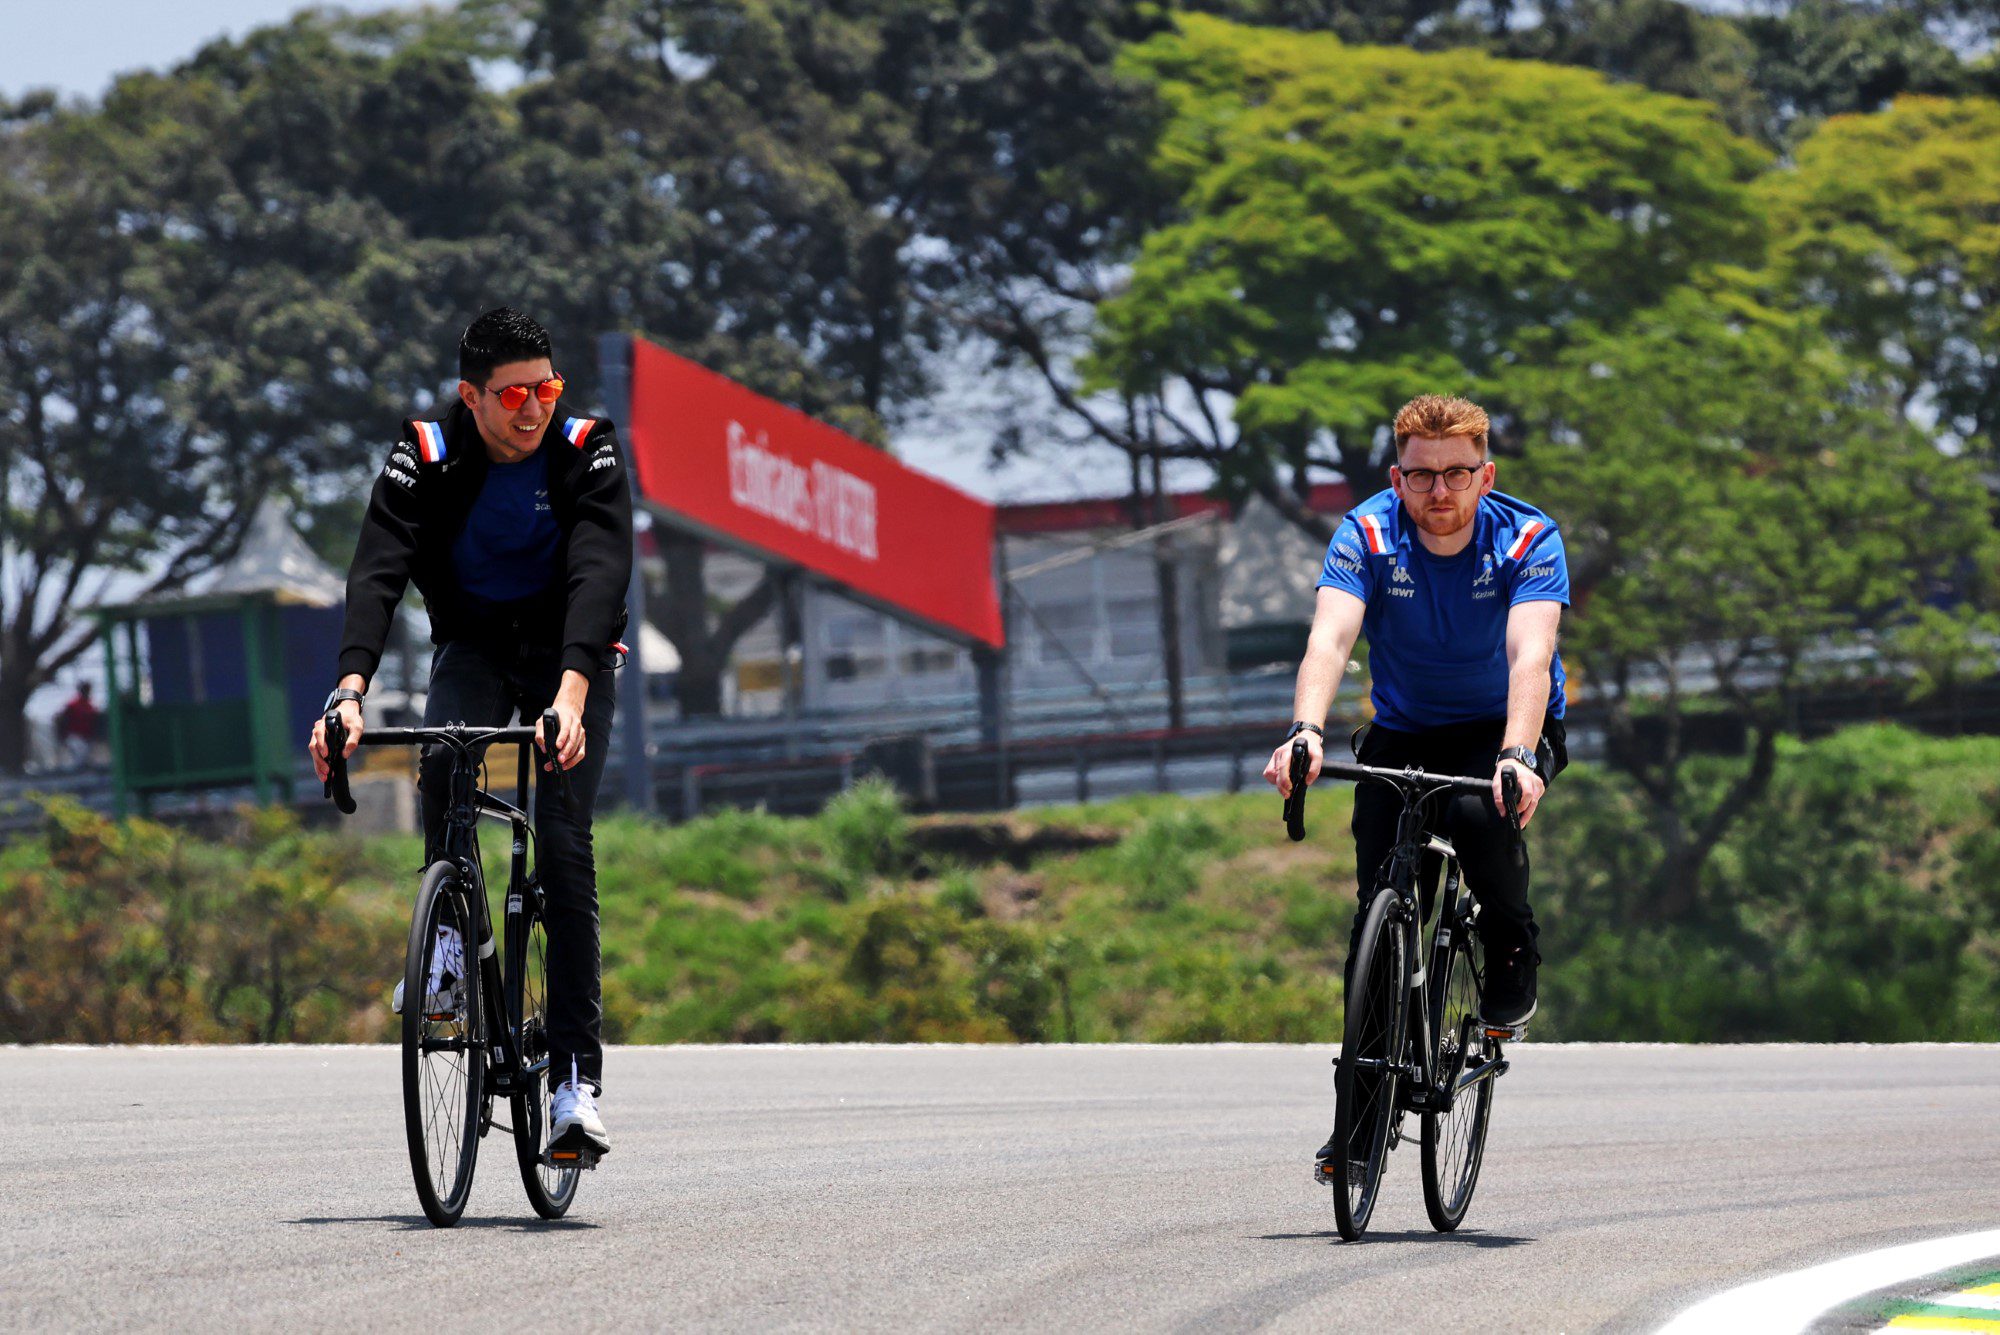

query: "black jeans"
left=420, top=638, right=616, bottom=1093
left=1349, top=713, right=1566, bottom=958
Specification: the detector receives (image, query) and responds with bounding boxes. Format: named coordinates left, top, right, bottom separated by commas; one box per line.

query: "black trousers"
left=1349, top=713, right=1565, bottom=957
left=420, top=638, right=616, bottom=1093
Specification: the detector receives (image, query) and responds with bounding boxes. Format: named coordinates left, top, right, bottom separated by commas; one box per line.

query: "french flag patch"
left=1358, top=513, right=1390, bottom=554
left=563, top=417, right=595, bottom=448
left=1506, top=520, right=1547, bottom=561
left=413, top=420, right=447, bottom=464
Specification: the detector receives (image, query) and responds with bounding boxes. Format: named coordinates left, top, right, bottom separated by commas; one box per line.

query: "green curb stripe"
left=1880, top=1300, right=2000, bottom=1322
left=1868, top=1271, right=2000, bottom=1321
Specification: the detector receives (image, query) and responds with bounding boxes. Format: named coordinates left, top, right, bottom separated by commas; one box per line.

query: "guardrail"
left=661, top=718, right=1301, bottom=820
left=8, top=673, right=2000, bottom=841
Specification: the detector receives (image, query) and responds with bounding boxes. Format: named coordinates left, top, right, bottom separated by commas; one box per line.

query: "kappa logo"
left=1391, top=564, right=1414, bottom=585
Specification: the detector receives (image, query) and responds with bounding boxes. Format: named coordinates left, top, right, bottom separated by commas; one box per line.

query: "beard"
left=1410, top=500, right=1474, bottom=537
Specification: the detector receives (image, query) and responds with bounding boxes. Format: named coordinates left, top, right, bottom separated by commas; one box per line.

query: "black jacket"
left=337, top=398, right=634, bottom=685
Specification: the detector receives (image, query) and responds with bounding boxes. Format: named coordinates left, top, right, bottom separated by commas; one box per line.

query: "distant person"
left=307, top=308, right=631, bottom=1166
left=55, top=682, right=102, bottom=768
left=1262, top=394, right=1568, bottom=1179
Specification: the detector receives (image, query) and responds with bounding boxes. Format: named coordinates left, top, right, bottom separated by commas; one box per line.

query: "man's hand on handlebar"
left=536, top=670, right=591, bottom=771
left=1493, top=758, right=1545, bottom=829
left=1264, top=729, right=1324, bottom=797
left=309, top=696, right=364, bottom=782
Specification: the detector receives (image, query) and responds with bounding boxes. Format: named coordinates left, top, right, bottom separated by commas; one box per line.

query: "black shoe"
left=1313, top=1132, right=1370, bottom=1185
left=1482, top=943, right=1540, bottom=1029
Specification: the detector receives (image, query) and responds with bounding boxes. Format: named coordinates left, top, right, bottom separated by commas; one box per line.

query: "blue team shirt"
left=1316, top=489, right=1569, bottom=732
left=451, top=449, right=561, bottom=604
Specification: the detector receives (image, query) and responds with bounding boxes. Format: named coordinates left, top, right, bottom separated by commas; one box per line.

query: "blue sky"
left=6, top=1, right=407, bottom=101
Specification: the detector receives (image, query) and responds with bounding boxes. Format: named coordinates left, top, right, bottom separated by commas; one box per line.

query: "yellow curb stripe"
left=1886, top=1316, right=2000, bottom=1331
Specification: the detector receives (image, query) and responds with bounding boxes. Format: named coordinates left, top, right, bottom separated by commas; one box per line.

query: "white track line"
left=1657, top=1231, right=2000, bottom=1334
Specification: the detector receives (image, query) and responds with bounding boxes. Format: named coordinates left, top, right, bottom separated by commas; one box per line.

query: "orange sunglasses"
left=483, top=374, right=565, bottom=412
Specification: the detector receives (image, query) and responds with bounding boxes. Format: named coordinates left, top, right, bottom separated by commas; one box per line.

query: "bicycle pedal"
left=544, top=1146, right=601, bottom=1171
left=1483, top=1022, right=1527, bottom=1042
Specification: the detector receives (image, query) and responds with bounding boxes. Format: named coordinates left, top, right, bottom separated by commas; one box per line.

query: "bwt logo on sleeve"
left=726, top=420, right=880, bottom=561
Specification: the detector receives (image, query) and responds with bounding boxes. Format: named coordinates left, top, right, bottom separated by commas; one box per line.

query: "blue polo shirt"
left=1316, top=489, right=1569, bottom=732
left=452, top=449, right=561, bottom=604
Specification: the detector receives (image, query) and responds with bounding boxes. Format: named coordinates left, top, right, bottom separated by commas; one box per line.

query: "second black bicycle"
left=1287, top=739, right=1523, bottom=1241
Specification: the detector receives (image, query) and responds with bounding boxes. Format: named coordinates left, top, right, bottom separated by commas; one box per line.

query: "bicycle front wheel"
left=508, top=882, right=579, bottom=1217
left=1332, top=886, right=1407, bottom=1241
left=403, top=860, right=485, bottom=1227
left=1421, top=927, right=1494, bottom=1232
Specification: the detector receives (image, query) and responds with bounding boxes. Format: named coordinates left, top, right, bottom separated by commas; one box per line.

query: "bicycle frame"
left=1321, top=758, right=1516, bottom=1119
left=359, top=723, right=550, bottom=1105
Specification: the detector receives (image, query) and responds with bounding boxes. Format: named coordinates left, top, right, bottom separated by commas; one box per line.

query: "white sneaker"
left=547, top=1058, right=611, bottom=1163
left=392, top=925, right=466, bottom=1017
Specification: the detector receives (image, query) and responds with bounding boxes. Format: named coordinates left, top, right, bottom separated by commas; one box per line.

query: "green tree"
left=1739, top=0, right=1972, bottom=145
left=1075, top=16, right=1768, bottom=538
left=1497, top=0, right=1769, bottom=142
left=0, top=99, right=264, bottom=774
left=494, top=0, right=1173, bottom=713
left=0, top=11, right=536, bottom=770
left=1760, top=94, right=2000, bottom=461
left=1505, top=283, right=2000, bottom=916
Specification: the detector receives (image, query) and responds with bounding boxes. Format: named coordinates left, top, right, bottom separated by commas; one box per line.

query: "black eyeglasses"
left=1399, top=466, right=1479, bottom=494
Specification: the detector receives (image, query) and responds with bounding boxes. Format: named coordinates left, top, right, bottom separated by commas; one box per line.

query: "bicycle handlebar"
left=322, top=713, right=578, bottom=820
left=322, top=710, right=357, bottom=815
left=1284, top=741, right=1310, bottom=842
left=1320, top=760, right=1494, bottom=796
left=538, top=709, right=580, bottom=822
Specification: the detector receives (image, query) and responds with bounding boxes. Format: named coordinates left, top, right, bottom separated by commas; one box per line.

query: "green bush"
left=818, top=778, right=911, bottom=889
left=4, top=724, right=1995, bottom=1045
left=0, top=800, right=399, bottom=1043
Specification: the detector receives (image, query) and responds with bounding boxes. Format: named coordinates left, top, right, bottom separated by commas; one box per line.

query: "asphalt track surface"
left=3, top=1044, right=1996, bottom=1332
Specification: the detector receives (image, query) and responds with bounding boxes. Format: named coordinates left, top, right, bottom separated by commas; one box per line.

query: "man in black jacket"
left=309, top=308, right=632, bottom=1163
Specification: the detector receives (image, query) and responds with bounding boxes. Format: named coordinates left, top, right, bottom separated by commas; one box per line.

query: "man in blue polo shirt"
left=1262, top=394, right=1569, bottom=1171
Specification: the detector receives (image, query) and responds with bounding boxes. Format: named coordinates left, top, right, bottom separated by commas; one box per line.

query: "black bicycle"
left=1285, top=738, right=1522, bottom=1240
left=323, top=707, right=587, bottom=1228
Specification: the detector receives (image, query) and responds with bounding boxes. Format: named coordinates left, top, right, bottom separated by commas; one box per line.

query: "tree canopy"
left=1083, top=15, right=1769, bottom=529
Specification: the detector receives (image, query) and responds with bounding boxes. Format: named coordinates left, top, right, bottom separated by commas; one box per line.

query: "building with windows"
left=679, top=484, right=1355, bottom=721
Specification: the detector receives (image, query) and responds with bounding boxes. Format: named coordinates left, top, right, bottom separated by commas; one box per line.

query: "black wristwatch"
left=1285, top=721, right=1324, bottom=742
left=322, top=687, right=366, bottom=713
left=1497, top=745, right=1540, bottom=776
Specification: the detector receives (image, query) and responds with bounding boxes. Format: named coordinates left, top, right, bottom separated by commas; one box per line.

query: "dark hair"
left=458, top=308, right=553, bottom=384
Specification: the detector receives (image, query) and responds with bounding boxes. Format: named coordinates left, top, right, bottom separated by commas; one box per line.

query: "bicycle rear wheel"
left=402, top=860, right=485, bottom=1228
left=1421, top=924, right=1494, bottom=1232
left=1332, top=886, right=1408, bottom=1241
left=508, top=880, right=579, bottom=1217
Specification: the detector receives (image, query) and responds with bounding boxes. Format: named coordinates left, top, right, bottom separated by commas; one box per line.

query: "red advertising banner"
left=625, top=338, right=1004, bottom=648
